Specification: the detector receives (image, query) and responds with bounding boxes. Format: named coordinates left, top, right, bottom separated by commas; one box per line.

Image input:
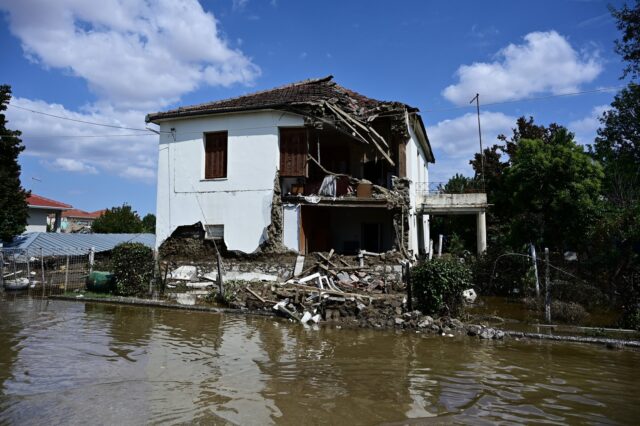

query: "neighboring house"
left=26, top=194, right=72, bottom=233
left=146, top=76, right=436, bottom=256
left=60, top=209, right=106, bottom=233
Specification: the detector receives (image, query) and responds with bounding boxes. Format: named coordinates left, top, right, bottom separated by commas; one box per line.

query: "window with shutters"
left=204, top=131, right=228, bottom=179
left=279, top=128, right=307, bottom=177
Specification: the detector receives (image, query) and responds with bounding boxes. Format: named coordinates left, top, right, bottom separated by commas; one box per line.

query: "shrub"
left=111, top=242, right=155, bottom=296
left=551, top=301, right=589, bottom=324
left=411, top=258, right=472, bottom=317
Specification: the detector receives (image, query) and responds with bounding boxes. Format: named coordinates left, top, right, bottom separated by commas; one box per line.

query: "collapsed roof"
left=146, top=75, right=434, bottom=163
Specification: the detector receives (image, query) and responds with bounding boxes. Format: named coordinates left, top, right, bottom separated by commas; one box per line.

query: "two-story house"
left=146, top=76, right=435, bottom=257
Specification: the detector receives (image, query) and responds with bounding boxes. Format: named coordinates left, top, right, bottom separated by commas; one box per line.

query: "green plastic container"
left=86, top=271, right=115, bottom=293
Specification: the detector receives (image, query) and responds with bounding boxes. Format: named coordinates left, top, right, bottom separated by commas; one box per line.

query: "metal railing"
left=414, top=182, right=485, bottom=195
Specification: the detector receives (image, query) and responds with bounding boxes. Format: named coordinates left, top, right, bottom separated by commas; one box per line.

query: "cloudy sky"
left=0, top=0, right=626, bottom=215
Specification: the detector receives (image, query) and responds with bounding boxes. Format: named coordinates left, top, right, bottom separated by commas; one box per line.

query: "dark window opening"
left=204, top=131, right=227, bottom=179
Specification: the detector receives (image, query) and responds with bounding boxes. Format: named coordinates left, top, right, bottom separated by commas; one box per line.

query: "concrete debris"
left=462, top=288, right=477, bottom=304
left=170, top=265, right=197, bottom=281
left=293, top=255, right=305, bottom=277
left=175, top=293, right=197, bottom=306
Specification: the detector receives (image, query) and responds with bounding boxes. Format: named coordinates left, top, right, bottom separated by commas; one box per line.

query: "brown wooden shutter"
left=279, top=128, right=307, bottom=177
left=397, top=141, right=407, bottom=178
left=205, top=132, right=227, bottom=179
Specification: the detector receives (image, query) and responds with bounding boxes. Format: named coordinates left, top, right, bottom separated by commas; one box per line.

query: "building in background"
left=60, top=209, right=106, bottom=233
left=26, top=194, right=71, bottom=233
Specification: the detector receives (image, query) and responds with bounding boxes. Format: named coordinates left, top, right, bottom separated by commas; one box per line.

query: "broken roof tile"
left=146, top=75, right=415, bottom=122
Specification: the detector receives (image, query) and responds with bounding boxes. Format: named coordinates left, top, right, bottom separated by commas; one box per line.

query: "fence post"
left=40, top=248, right=46, bottom=297
left=64, top=255, right=70, bottom=293
left=544, top=247, right=551, bottom=323
left=89, top=247, right=95, bottom=275
left=150, top=249, right=158, bottom=296
left=26, top=250, right=31, bottom=291
left=530, top=244, right=540, bottom=297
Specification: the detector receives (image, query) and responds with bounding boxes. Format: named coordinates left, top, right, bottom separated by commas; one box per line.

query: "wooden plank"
left=317, top=263, right=338, bottom=277
left=316, top=252, right=338, bottom=269
left=244, top=286, right=266, bottom=303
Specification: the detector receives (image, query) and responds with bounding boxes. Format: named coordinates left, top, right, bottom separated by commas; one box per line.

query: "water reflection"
left=0, top=299, right=638, bottom=425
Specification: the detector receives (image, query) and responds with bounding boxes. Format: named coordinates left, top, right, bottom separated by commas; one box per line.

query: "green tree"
left=141, top=213, right=156, bottom=234
left=505, top=130, right=603, bottom=250
left=593, top=83, right=640, bottom=206
left=0, top=85, right=29, bottom=242
left=92, top=204, right=143, bottom=233
left=611, top=0, right=640, bottom=81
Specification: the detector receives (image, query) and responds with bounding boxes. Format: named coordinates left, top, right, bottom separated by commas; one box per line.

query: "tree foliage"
left=593, top=83, right=640, bottom=206
left=111, top=242, right=154, bottom=297
left=412, top=258, right=471, bottom=316
left=92, top=204, right=143, bottom=233
left=504, top=130, right=603, bottom=250
left=611, top=0, right=640, bottom=80
left=141, top=213, right=156, bottom=234
left=0, top=85, right=29, bottom=242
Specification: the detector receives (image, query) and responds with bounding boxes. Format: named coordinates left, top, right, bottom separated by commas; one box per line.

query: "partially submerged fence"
left=0, top=247, right=95, bottom=296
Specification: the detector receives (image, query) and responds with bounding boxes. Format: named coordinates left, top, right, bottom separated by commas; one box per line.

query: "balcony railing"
left=414, top=182, right=484, bottom=196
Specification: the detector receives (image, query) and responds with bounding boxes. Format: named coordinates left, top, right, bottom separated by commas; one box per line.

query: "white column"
left=476, top=211, right=487, bottom=254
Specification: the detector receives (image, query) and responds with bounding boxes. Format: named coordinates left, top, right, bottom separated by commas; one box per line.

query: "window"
left=204, top=224, right=224, bottom=240
left=279, top=128, right=307, bottom=177
left=204, top=131, right=227, bottom=179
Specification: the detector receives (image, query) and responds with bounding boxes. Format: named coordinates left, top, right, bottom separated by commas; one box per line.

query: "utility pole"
left=470, top=93, right=485, bottom=191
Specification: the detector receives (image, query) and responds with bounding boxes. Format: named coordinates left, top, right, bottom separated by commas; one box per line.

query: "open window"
left=204, top=131, right=227, bottom=179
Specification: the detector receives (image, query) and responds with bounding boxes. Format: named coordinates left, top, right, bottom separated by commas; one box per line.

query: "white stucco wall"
left=405, top=113, right=430, bottom=256
left=26, top=208, right=50, bottom=233
left=283, top=204, right=300, bottom=252
left=155, top=110, right=304, bottom=253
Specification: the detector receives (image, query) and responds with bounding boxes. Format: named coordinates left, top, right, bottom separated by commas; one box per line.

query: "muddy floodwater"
left=0, top=298, right=638, bottom=425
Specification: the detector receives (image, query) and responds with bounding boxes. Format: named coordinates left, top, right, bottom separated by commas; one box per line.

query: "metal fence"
left=0, top=247, right=94, bottom=296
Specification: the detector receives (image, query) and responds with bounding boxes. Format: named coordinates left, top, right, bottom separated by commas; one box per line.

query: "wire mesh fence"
left=0, top=247, right=94, bottom=296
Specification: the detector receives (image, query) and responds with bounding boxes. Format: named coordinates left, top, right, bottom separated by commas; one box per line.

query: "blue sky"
left=0, top=0, right=626, bottom=216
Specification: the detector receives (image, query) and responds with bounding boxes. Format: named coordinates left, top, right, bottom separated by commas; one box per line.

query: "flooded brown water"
left=0, top=298, right=638, bottom=425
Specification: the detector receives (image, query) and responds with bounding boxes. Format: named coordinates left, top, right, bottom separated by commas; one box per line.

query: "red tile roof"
left=146, top=75, right=414, bottom=122
left=61, top=209, right=105, bottom=219
left=27, top=194, right=72, bottom=210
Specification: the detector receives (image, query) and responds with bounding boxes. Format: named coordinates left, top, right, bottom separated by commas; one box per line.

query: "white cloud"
left=7, top=97, right=157, bottom=182
left=427, top=111, right=515, bottom=180
left=0, top=0, right=262, bottom=183
left=232, top=0, right=249, bottom=11
left=442, top=31, right=602, bottom=105
left=0, top=0, right=260, bottom=109
left=569, top=104, right=610, bottom=145
left=47, top=158, right=98, bottom=174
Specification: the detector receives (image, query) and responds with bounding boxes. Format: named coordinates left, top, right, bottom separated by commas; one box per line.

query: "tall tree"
left=92, top=204, right=143, bottom=234
left=505, top=130, right=603, bottom=250
left=593, top=83, right=640, bottom=206
left=141, top=213, right=156, bottom=234
left=0, top=85, right=29, bottom=242
left=611, top=0, right=640, bottom=81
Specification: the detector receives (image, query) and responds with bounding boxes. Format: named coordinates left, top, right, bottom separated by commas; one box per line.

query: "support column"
left=476, top=210, right=487, bottom=255
left=422, top=214, right=430, bottom=254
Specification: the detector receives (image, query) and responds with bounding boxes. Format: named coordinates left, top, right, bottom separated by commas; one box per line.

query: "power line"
left=3, top=133, right=157, bottom=138
left=7, top=103, right=153, bottom=132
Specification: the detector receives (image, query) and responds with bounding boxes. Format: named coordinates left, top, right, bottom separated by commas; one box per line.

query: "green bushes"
left=111, top=242, right=154, bottom=296
left=411, top=258, right=472, bottom=316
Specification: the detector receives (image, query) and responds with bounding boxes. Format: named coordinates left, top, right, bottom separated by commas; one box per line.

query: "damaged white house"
left=146, top=76, right=487, bottom=257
